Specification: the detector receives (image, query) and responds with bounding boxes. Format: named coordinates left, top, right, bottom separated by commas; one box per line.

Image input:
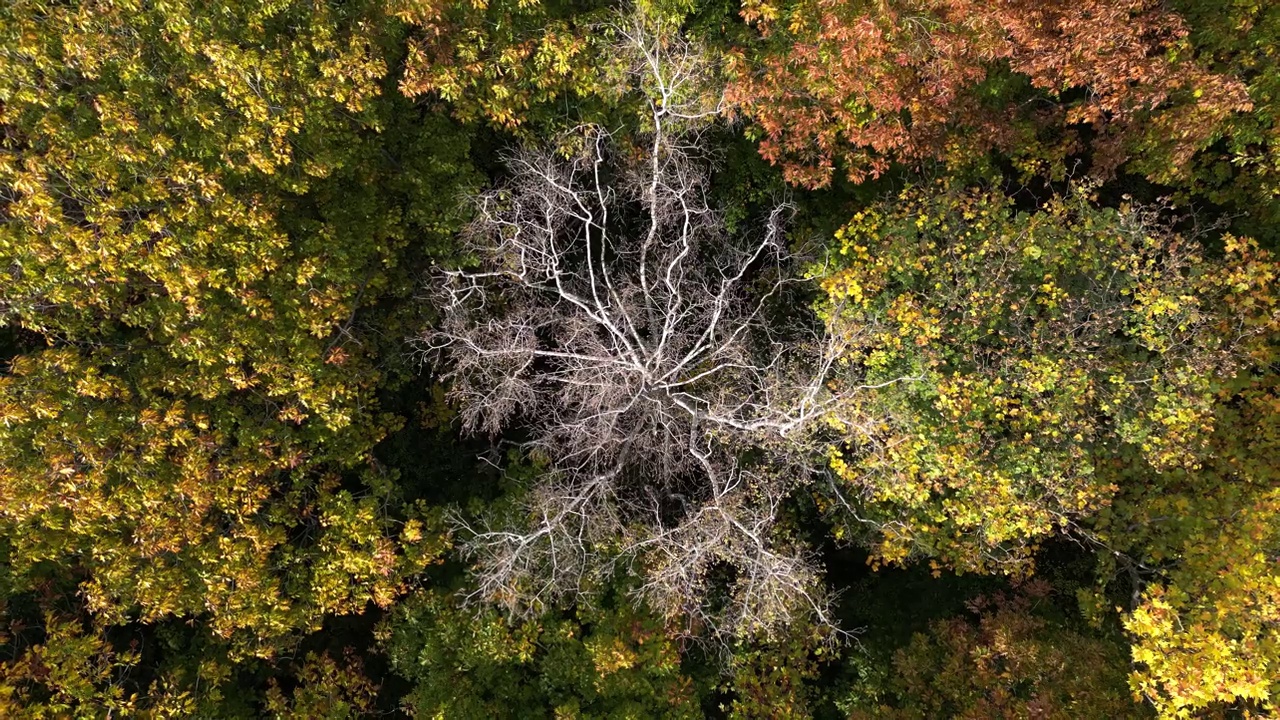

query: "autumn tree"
left=727, top=0, right=1251, bottom=188
left=1132, top=0, right=1280, bottom=244
left=392, top=0, right=618, bottom=133
left=0, top=606, right=383, bottom=718
left=1092, top=355, right=1280, bottom=713
left=3, top=0, right=1278, bottom=714
left=0, top=0, right=469, bottom=658
left=817, top=183, right=1277, bottom=576
left=263, top=651, right=380, bottom=720
left=0, top=612, right=159, bottom=718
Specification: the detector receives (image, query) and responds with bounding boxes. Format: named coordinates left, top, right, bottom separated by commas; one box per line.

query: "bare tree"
left=417, top=17, right=883, bottom=641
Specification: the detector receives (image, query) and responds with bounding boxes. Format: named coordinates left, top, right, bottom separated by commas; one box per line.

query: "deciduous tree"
left=393, top=0, right=617, bottom=133
left=727, top=0, right=1251, bottom=188
left=847, top=581, right=1140, bottom=719
left=379, top=588, right=701, bottom=718
left=0, top=0, right=468, bottom=657
left=1097, top=368, right=1280, bottom=714
left=817, top=183, right=1276, bottom=576
left=420, top=23, right=855, bottom=640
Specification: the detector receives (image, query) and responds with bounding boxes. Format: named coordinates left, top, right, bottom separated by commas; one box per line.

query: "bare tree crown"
left=419, top=19, right=852, bottom=641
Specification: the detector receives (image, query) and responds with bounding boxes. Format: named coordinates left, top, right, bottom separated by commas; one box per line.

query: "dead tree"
left=418, top=18, right=883, bottom=641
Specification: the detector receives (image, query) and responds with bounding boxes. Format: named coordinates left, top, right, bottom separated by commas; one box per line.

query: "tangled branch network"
left=418, top=21, right=858, bottom=641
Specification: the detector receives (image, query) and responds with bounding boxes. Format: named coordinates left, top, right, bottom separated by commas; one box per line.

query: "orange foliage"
left=729, top=0, right=1251, bottom=187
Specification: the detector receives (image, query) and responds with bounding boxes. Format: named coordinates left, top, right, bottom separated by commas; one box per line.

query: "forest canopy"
left=1, top=0, right=1278, bottom=717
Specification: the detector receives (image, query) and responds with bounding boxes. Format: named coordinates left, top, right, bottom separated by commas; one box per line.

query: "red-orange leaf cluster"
left=729, top=0, right=1252, bottom=187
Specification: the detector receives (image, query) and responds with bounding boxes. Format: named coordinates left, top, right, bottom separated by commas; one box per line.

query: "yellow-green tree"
left=817, top=184, right=1277, bottom=576
left=0, top=0, right=470, bottom=658
left=393, top=0, right=616, bottom=133
left=1099, top=369, right=1280, bottom=715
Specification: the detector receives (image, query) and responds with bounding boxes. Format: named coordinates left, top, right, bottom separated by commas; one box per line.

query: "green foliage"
left=379, top=589, right=701, bottom=718
left=0, top=607, right=383, bottom=718
left=393, top=0, right=620, bottom=133
left=718, top=626, right=828, bottom=720
left=0, top=613, right=153, bottom=718
left=263, top=651, right=379, bottom=719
